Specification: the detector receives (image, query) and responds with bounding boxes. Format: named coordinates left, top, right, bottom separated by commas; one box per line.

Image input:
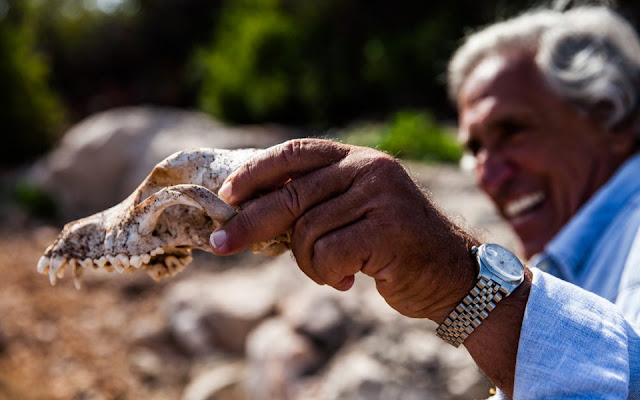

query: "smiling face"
left=458, top=53, right=634, bottom=258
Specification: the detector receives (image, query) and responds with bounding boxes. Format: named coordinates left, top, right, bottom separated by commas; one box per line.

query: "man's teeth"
left=505, top=192, right=545, bottom=218
left=36, top=247, right=190, bottom=287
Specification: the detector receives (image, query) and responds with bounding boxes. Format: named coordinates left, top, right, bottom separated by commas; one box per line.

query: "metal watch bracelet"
left=435, top=277, right=507, bottom=348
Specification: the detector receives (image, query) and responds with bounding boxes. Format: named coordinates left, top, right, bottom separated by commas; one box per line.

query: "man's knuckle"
left=279, top=183, right=304, bottom=218
left=237, top=158, right=260, bottom=186
left=370, top=153, right=403, bottom=174
left=280, top=139, right=305, bottom=165
left=233, top=209, right=259, bottom=238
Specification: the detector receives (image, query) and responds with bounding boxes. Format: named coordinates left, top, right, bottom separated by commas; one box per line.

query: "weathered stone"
left=279, top=287, right=353, bottom=356
left=244, top=318, right=319, bottom=400
left=163, top=256, right=302, bottom=355
left=293, top=316, right=491, bottom=400
left=181, top=362, right=246, bottom=400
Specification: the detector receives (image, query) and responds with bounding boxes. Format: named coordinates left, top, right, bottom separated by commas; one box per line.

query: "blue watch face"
left=482, top=243, right=524, bottom=282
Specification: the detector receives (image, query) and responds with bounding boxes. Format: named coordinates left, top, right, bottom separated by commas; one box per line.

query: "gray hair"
left=448, top=6, right=640, bottom=133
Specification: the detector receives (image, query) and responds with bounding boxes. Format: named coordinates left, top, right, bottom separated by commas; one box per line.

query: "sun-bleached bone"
left=37, top=148, right=291, bottom=288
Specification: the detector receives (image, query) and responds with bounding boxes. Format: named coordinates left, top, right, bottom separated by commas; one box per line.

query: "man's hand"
left=209, top=138, right=478, bottom=322
left=208, top=138, right=531, bottom=396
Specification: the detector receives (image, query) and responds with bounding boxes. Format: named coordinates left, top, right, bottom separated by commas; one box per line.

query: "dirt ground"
left=0, top=162, right=516, bottom=400
left=0, top=223, right=183, bottom=400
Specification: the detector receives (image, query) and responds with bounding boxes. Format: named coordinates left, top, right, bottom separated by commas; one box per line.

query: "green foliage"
left=12, top=180, right=57, bottom=219
left=193, top=0, right=301, bottom=122
left=0, top=0, right=545, bottom=167
left=341, top=110, right=462, bottom=163
left=192, top=0, right=538, bottom=125
left=0, top=0, right=66, bottom=165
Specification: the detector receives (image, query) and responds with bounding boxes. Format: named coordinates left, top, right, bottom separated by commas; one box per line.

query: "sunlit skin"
left=458, top=52, right=635, bottom=258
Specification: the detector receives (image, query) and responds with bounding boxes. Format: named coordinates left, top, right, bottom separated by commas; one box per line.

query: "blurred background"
left=0, top=1, right=637, bottom=399
left=5, top=0, right=638, bottom=171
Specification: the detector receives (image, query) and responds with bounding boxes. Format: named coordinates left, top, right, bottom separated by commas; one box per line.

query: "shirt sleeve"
left=512, top=268, right=639, bottom=399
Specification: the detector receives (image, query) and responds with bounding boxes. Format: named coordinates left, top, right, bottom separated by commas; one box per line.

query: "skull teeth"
left=129, top=255, right=143, bottom=269
left=37, top=256, right=51, bottom=275
left=72, top=260, right=84, bottom=290
left=36, top=249, right=192, bottom=288
left=150, top=247, right=165, bottom=256
left=146, top=254, right=192, bottom=281
left=95, top=256, right=107, bottom=268
left=50, top=257, right=67, bottom=286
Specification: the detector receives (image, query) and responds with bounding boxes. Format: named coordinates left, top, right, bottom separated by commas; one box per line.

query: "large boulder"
left=28, top=106, right=299, bottom=221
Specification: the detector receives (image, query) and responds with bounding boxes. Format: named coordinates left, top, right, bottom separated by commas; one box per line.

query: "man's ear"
left=592, top=97, right=640, bottom=157
left=609, top=114, right=640, bottom=158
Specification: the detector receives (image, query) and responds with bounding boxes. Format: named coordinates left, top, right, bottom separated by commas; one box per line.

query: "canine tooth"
left=49, top=257, right=67, bottom=285
left=72, top=261, right=84, bottom=290
left=37, top=256, right=51, bottom=275
left=130, top=255, right=143, bottom=269
left=95, top=256, right=107, bottom=268
left=81, top=258, right=94, bottom=269
left=117, top=253, right=130, bottom=269
left=73, top=277, right=82, bottom=289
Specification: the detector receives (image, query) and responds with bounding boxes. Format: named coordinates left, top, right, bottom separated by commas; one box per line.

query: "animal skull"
left=37, top=148, right=290, bottom=288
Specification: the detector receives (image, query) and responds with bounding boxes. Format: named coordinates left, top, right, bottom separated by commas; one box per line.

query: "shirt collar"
left=544, top=152, right=640, bottom=281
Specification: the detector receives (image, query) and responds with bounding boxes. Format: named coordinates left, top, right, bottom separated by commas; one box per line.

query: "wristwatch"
left=436, top=243, right=525, bottom=347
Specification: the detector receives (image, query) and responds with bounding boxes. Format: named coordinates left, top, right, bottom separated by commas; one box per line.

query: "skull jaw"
left=37, top=147, right=291, bottom=288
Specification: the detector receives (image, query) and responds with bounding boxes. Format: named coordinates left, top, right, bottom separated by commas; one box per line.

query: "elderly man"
left=210, top=6, right=640, bottom=398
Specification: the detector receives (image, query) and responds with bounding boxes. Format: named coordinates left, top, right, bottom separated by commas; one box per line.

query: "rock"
left=240, top=274, right=491, bottom=400
left=27, top=106, right=299, bottom=221
left=181, top=362, right=246, bottom=400
left=279, top=285, right=356, bottom=361
left=129, top=348, right=165, bottom=381
left=128, top=346, right=190, bottom=390
left=163, top=256, right=303, bottom=355
left=244, top=319, right=320, bottom=400
left=296, top=318, right=492, bottom=400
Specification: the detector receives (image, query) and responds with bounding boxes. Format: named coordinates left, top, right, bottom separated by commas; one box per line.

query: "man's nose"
left=475, top=149, right=514, bottom=195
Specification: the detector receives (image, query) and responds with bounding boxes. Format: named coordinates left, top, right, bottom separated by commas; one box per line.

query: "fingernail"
left=210, top=230, right=227, bottom=249
left=218, top=182, right=232, bottom=203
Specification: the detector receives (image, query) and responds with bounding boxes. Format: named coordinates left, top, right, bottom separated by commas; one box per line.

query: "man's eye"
left=466, top=139, right=481, bottom=156
left=500, top=120, right=527, bottom=137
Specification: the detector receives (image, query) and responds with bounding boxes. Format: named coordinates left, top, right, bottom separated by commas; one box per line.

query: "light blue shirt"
left=509, top=153, right=640, bottom=398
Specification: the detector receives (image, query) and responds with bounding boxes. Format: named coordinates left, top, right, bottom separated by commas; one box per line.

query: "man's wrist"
left=428, top=239, right=480, bottom=324
left=435, top=243, right=526, bottom=347
left=463, top=269, right=531, bottom=396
